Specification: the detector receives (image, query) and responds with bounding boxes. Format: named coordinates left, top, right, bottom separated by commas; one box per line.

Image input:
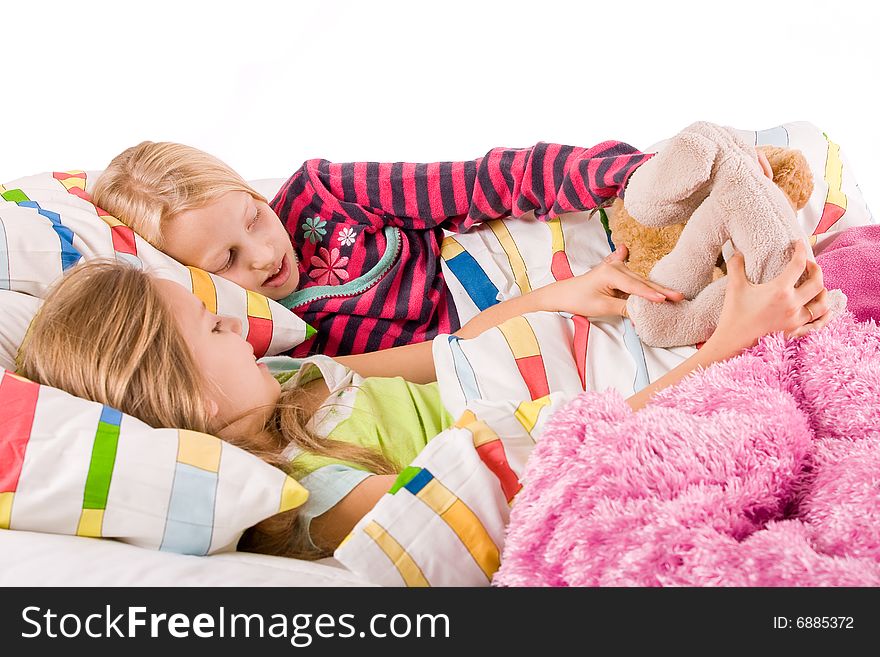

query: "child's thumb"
left=604, top=247, right=627, bottom=263
left=727, top=251, right=746, bottom=283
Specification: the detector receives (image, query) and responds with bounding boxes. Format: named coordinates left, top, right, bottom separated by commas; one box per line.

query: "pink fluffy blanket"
left=495, top=314, right=880, bottom=586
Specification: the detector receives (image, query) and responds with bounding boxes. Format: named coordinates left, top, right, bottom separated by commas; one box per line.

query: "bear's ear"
left=757, top=146, right=814, bottom=211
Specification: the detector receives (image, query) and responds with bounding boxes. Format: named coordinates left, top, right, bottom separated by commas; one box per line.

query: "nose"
left=220, top=315, right=243, bottom=335
left=250, top=241, right=276, bottom=271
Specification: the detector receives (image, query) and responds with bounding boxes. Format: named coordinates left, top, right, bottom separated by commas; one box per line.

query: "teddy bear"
left=607, top=144, right=815, bottom=279
left=621, top=121, right=846, bottom=348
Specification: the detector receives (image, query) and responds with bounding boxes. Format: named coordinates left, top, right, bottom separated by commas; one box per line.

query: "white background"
left=3, top=0, right=877, bottom=210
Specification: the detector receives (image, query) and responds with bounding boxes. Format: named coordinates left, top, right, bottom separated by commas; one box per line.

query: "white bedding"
left=0, top=529, right=373, bottom=587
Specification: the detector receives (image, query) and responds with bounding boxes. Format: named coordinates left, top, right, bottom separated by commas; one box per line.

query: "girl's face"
left=154, top=278, right=281, bottom=435
left=162, top=191, right=300, bottom=300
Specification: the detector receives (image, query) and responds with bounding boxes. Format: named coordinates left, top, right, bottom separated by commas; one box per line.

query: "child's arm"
left=334, top=246, right=684, bottom=383
left=312, top=244, right=834, bottom=554
left=270, top=142, right=652, bottom=232
left=308, top=474, right=398, bottom=552
left=627, top=242, right=831, bottom=410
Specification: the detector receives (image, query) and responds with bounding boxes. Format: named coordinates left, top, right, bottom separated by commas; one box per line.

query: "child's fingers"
left=613, top=265, right=684, bottom=301
left=790, top=289, right=831, bottom=338
left=804, top=288, right=830, bottom=323
left=801, top=259, right=825, bottom=287
left=781, top=240, right=808, bottom=284
left=615, top=275, right=668, bottom=303
left=793, top=265, right=826, bottom=306
left=725, top=251, right=747, bottom=287
left=645, top=280, right=685, bottom=301
left=604, top=246, right=628, bottom=263
left=790, top=309, right=832, bottom=338
left=605, top=248, right=682, bottom=300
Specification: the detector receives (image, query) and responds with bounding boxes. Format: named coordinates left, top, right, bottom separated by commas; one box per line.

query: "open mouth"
left=263, top=254, right=291, bottom=288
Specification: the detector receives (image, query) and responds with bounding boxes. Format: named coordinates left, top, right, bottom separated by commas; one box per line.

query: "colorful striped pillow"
left=0, top=170, right=313, bottom=363
left=0, top=369, right=308, bottom=555
left=334, top=312, right=589, bottom=586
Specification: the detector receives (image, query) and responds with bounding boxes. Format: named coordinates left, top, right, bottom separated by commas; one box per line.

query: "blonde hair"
left=91, top=142, right=266, bottom=248
left=16, top=261, right=397, bottom=559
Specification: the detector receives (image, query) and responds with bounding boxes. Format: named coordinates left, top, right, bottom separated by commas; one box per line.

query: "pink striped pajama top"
left=271, top=141, right=652, bottom=356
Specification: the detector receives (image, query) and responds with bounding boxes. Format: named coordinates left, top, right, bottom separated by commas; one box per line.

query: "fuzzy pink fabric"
left=816, top=225, right=880, bottom=323
left=494, top=314, right=880, bottom=586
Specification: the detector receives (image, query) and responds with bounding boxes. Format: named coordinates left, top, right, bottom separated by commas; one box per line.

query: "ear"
left=205, top=398, right=220, bottom=419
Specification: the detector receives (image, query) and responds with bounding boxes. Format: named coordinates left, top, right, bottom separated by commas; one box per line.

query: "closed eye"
left=248, top=207, right=261, bottom=229
left=217, top=249, right=236, bottom=272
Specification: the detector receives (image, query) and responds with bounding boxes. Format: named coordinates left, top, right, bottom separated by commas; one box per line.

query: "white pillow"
left=0, top=529, right=374, bottom=586
left=0, top=290, right=40, bottom=371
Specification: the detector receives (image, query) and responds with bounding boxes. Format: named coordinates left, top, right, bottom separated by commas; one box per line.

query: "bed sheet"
left=0, top=528, right=373, bottom=587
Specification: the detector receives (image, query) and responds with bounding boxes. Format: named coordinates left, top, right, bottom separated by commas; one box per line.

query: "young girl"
left=16, top=241, right=831, bottom=559
left=90, top=139, right=657, bottom=357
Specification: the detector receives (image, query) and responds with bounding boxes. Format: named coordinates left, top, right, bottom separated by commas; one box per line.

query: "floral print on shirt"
left=309, top=247, right=350, bottom=285
left=302, top=216, right=327, bottom=244
left=337, top=226, right=357, bottom=247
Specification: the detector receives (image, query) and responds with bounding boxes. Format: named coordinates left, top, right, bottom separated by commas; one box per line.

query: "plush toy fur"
left=621, top=121, right=846, bottom=348
left=608, top=145, right=815, bottom=279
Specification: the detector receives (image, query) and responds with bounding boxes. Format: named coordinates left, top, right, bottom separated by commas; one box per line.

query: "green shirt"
left=262, top=355, right=453, bottom=539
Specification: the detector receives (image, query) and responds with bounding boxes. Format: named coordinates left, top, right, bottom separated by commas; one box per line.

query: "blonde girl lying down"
left=16, top=242, right=830, bottom=559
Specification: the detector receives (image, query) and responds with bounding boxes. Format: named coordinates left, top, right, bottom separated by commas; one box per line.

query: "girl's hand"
left=538, top=245, right=685, bottom=318
left=707, top=240, right=832, bottom=357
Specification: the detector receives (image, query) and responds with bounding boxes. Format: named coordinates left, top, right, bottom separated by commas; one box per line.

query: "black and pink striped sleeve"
left=271, top=141, right=652, bottom=232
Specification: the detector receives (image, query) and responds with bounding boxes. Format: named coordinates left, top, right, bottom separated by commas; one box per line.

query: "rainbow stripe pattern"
left=498, top=316, right=549, bottom=400
left=488, top=219, right=531, bottom=295
left=814, top=136, right=848, bottom=235
left=186, top=265, right=286, bottom=358
left=336, top=312, right=601, bottom=586
left=390, top=466, right=500, bottom=581
left=1, top=187, right=81, bottom=271
left=547, top=217, right=574, bottom=280
left=336, top=420, right=516, bottom=587
left=160, top=430, right=223, bottom=554
left=0, top=369, right=308, bottom=555
left=337, top=306, right=692, bottom=586
left=735, top=123, right=872, bottom=237
left=0, top=372, right=39, bottom=530
left=76, top=406, right=123, bottom=538
left=455, top=410, right=521, bottom=503
left=440, top=236, right=500, bottom=311
left=55, top=171, right=142, bottom=268
left=334, top=385, right=565, bottom=586
left=337, top=121, right=879, bottom=587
